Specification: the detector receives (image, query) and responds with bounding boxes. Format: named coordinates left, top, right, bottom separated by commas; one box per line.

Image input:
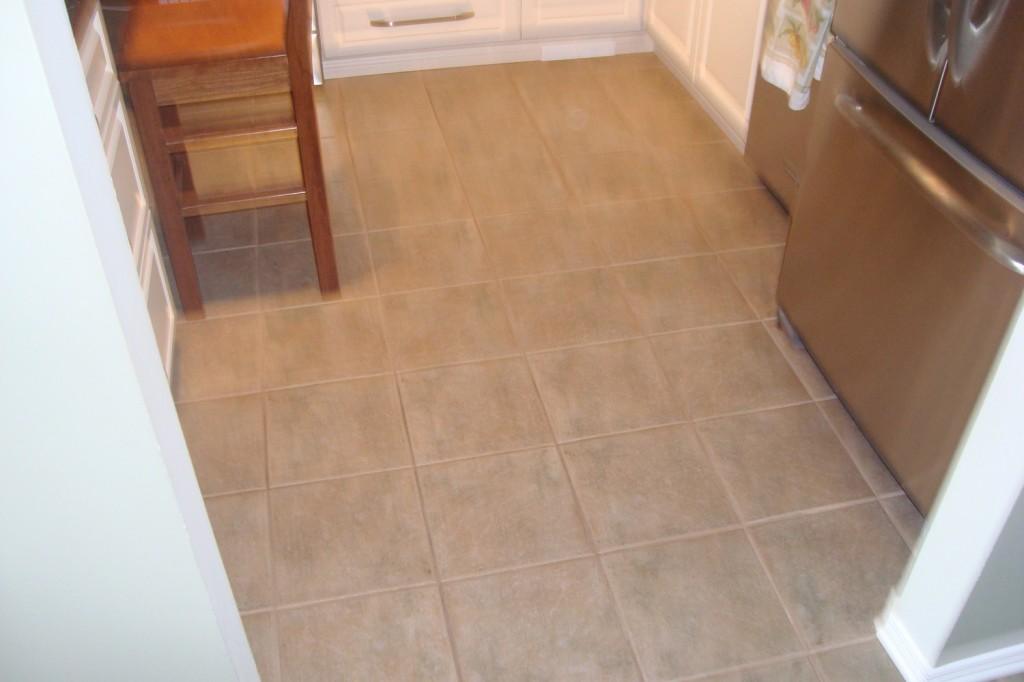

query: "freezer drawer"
left=778, top=40, right=1024, bottom=512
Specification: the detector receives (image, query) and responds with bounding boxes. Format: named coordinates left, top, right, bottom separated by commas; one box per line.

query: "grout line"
left=691, top=424, right=828, bottom=680
left=365, top=86, right=467, bottom=682
left=181, top=237, right=785, bottom=325
left=427, top=76, right=656, bottom=679
left=250, top=580, right=440, bottom=616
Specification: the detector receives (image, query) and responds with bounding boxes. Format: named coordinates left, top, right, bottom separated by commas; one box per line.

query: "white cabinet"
left=77, top=6, right=176, bottom=374
left=316, top=0, right=651, bottom=76
left=318, top=0, right=521, bottom=58
left=647, top=0, right=767, bottom=146
left=522, top=0, right=643, bottom=39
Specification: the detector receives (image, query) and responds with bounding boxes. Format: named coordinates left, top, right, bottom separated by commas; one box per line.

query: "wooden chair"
left=110, top=0, right=338, bottom=318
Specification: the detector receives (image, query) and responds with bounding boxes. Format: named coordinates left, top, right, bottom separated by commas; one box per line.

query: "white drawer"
left=319, top=0, right=520, bottom=57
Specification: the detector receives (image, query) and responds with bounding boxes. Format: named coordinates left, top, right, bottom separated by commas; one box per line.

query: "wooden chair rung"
left=180, top=187, right=307, bottom=217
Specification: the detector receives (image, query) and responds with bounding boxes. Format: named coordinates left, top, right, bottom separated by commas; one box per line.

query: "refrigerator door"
left=777, top=40, right=1024, bottom=512
left=935, top=0, right=1024, bottom=189
left=831, top=0, right=950, bottom=114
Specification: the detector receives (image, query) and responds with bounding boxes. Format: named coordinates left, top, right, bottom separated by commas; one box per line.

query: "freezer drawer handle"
left=370, top=11, right=475, bottom=28
left=835, top=93, right=1024, bottom=275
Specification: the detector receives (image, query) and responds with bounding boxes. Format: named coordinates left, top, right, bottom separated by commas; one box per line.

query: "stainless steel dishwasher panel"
left=777, top=43, right=1024, bottom=513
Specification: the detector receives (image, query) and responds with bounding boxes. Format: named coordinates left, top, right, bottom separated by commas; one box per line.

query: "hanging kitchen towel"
left=760, top=0, right=836, bottom=110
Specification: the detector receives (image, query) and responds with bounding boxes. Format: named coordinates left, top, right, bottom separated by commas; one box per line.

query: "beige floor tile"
left=257, top=240, right=321, bottom=310
left=177, top=394, right=265, bottom=496
left=457, top=152, right=570, bottom=217
left=604, top=531, right=801, bottom=680
left=700, top=658, right=819, bottom=682
left=518, top=80, right=643, bottom=155
left=193, top=247, right=260, bottom=317
left=562, top=424, right=736, bottom=548
left=421, top=63, right=513, bottom=92
left=340, top=71, right=435, bottom=135
left=357, top=171, right=471, bottom=231
left=326, top=176, right=366, bottom=235
left=650, top=322, right=809, bottom=419
left=399, top=358, right=551, bottom=463
left=444, top=558, right=640, bottom=681
left=334, top=234, right=378, bottom=298
left=277, top=587, right=457, bottom=682
left=530, top=339, right=685, bottom=441
left=443, top=116, right=548, bottom=168
left=172, top=315, right=262, bottom=401
left=419, top=448, right=590, bottom=577
left=818, top=399, right=901, bottom=495
left=719, top=246, right=785, bottom=318
left=350, top=127, right=470, bottom=230
left=503, top=269, right=641, bottom=351
left=242, top=613, right=280, bottom=682
left=428, top=78, right=530, bottom=130
left=189, top=210, right=257, bottom=253
left=369, top=220, right=491, bottom=293
left=690, top=189, right=789, bottom=251
left=816, top=641, right=903, bottom=682
left=763, top=321, right=835, bottom=399
left=750, top=502, right=910, bottom=646
left=206, top=491, right=273, bottom=611
left=256, top=236, right=375, bottom=310
left=265, top=376, right=411, bottom=485
left=665, top=142, right=762, bottom=196
left=319, top=138, right=367, bottom=236
left=256, top=203, right=311, bottom=245
left=507, top=58, right=598, bottom=86
left=270, top=471, right=434, bottom=603
left=560, top=150, right=673, bottom=204
left=583, top=197, right=711, bottom=264
left=262, top=299, right=389, bottom=389
left=381, top=283, right=518, bottom=370
left=698, top=404, right=872, bottom=520
left=881, top=494, right=925, bottom=547
left=589, top=52, right=664, bottom=74
left=478, top=208, right=607, bottom=277
left=615, top=256, right=756, bottom=333
left=314, top=79, right=346, bottom=139
left=603, top=68, right=725, bottom=150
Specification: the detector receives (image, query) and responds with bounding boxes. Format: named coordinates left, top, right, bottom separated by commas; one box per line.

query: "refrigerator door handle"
left=949, top=0, right=1011, bottom=83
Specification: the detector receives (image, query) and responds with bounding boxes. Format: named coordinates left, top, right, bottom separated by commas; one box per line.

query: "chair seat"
left=114, top=0, right=287, bottom=71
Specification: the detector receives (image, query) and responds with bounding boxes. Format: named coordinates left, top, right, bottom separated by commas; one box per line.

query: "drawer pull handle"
left=370, top=10, right=475, bottom=28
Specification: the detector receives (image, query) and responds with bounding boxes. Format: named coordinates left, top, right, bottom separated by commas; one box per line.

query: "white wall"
left=0, top=2, right=255, bottom=679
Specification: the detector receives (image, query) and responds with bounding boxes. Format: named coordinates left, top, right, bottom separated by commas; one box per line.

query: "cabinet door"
left=692, top=0, right=766, bottom=138
left=646, top=0, right=701, bottom=77
left=318, top=0, right=520, bottom=57
left=522, top=0, right=643, bottom=39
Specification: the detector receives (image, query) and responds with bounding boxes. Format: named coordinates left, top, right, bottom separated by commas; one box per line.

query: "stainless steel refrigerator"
left=777, top=0, right=1024, bottom=513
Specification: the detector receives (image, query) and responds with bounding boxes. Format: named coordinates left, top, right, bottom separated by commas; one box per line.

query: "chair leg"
left=125, top=76, right=204, bottom=317
left=288, top=60, right=339, bottom=295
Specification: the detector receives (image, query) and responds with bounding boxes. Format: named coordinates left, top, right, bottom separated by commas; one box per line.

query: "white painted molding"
left=322, top=32, right=652, bottom=77
left=879, top=608, right=1024, bottom=681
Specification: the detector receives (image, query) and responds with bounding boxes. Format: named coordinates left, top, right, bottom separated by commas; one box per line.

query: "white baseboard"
left=645, top=25, right=746, bottom=153
left=878, top=611, right=1024, bottom=681
left=322, top=33, right=653, bottom=78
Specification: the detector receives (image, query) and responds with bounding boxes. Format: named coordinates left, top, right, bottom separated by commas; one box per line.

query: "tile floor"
left=173, top=53, right=924, bottom=681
